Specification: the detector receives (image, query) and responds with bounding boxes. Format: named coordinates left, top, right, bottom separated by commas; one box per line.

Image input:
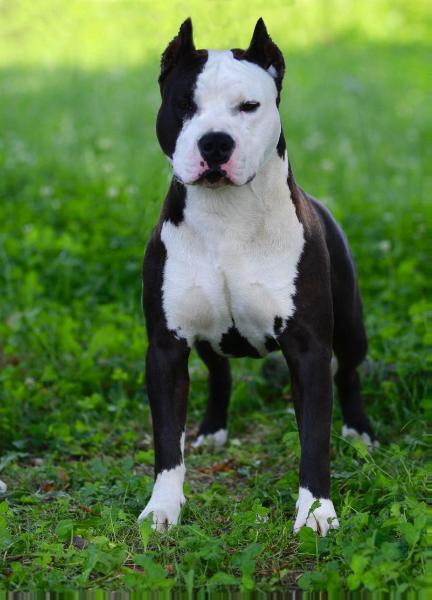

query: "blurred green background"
left=0, top=0, right=430, bottom=592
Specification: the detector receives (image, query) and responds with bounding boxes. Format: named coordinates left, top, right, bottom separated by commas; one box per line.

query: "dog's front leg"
left=138, top=337, right=190, bottom=531
left=280, top=330, right=339, bottom=536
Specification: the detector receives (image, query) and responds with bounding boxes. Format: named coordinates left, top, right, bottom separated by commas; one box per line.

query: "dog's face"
left=156, top=19, right=285, bottom=188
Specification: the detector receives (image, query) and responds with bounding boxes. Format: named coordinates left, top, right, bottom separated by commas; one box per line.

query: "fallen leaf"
left=197, top=459, right=235, bottom=474
left=43, top=480, right=54, bottom=493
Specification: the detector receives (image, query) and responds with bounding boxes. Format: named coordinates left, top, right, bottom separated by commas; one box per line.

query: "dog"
left=138, top=18, right=376, bottom=535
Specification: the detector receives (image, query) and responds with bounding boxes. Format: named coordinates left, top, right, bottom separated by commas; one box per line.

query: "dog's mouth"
left=197, top=168, right=232, bottom=188
left=174, top=168, right=254, bottom=188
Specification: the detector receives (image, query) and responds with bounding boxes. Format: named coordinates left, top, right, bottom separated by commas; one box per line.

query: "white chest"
left=160, top=169, right=304, bottom=356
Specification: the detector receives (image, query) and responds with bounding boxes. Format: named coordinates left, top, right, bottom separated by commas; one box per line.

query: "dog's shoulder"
left=286, top=169, right=326, bottom=244
left=288, top=169, right=349, bottom=262
left=298, top=186, right=357, bottom=285
left=142, top=181, right=182, bottom=329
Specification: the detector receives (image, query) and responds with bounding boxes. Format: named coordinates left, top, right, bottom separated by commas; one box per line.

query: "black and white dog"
left=139, top=19, right=376, bottom=535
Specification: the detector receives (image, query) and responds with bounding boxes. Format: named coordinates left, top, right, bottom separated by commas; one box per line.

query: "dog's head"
left=156, top=18, right=285, bottom=188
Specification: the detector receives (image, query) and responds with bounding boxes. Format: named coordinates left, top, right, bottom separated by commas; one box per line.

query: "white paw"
left=293, top=487, right=339, bottom=536
left=342, top=425, right=379, bottom=448
left=192, top=428, right=228, bottom=448
left=137, top=464, right=185, bottom=531
left=0, top=480, right=7, bottom=494
left=138, top=497, right=185, bottom=531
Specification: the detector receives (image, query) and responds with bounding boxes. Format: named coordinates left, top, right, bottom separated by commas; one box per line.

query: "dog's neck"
left=178, top=144, right=301, bottom=242
left=184, top=146, right=292, bottom=221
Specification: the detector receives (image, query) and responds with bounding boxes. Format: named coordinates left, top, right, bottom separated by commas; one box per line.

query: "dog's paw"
left=192, top=428, right=228, bottom=449
left=0, top=480, right=7, bottom=494
left=293, top=487, right=339, bottom=537
left=137, top=464, right=186, bottom=531
left=342, top=425, right=379, bottom=448
left=138, top=497, right=185, bottom=531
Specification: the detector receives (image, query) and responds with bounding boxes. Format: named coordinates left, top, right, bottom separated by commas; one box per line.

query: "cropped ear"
left=244, top=18, right=285, bottom=97
left=160, top=18, right=196, bottom=83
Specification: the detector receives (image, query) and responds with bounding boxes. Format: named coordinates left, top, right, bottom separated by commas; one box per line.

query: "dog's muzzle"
left=198, top=167, right=231, bottom=188
left=196, top=132, right=235, bottom=188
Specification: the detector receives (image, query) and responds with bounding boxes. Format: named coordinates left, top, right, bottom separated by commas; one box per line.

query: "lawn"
left=0, top=0, right=430, bottom=592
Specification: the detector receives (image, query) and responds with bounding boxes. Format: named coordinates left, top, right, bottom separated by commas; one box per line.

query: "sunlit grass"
left=1, top=0, right=432, bottom=67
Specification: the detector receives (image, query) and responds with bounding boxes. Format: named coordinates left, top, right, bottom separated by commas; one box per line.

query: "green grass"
left=0, top=0, right=430, bottom=593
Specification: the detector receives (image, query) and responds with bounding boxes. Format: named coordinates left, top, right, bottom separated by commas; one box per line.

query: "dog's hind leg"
left=192, top=341, right=231, bottom=448
left=333, top=274, right=378, bottom=447
left=311, top=196, right=377, bottom=447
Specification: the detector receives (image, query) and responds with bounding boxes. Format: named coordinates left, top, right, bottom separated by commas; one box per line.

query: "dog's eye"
left=176, top=97, right=194, bottom=112
left=239, top=101, right=260, bottom=113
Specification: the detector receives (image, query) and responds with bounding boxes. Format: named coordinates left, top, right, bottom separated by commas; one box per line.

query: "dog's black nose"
left=198, top=132, right=235, bottom=166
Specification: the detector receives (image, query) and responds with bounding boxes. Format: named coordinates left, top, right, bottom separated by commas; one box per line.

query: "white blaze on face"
left=172, top=51, right=281, bottom=185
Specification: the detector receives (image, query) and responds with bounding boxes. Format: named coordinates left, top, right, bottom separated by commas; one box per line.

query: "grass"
left=0, top=0, right=430, bottom=593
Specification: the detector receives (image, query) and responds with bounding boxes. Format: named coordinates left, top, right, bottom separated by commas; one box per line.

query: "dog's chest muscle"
left=161, top=187, right=304, bottom=356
